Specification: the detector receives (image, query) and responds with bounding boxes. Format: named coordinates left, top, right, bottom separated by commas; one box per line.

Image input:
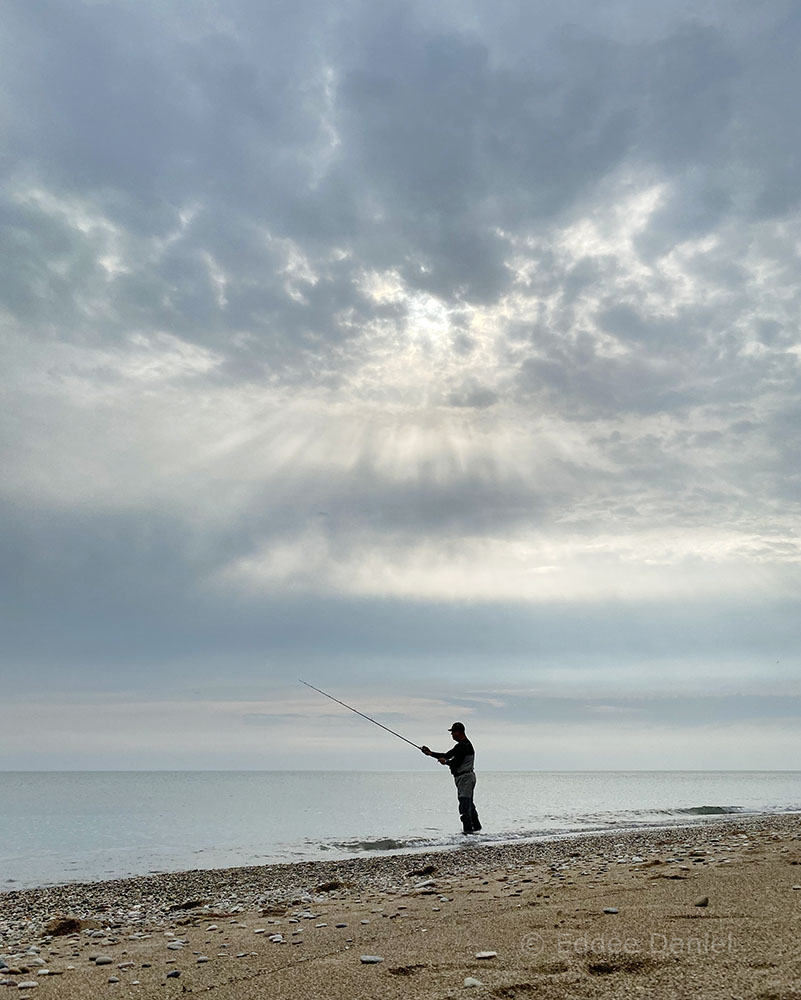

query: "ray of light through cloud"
left=1, top=0, right=800, bottom=768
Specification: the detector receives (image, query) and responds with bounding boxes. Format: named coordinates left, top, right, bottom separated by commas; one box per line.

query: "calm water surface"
left=1, top=770, right=799, bottom=889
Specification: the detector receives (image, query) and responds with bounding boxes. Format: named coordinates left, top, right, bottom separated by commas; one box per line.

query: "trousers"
left=454, top=771, right=481, bottom=833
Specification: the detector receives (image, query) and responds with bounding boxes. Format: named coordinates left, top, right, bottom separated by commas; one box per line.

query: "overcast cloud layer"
left=2, top=0, right=800, bottom=769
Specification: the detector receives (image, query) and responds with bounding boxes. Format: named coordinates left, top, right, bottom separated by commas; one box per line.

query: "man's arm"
left=421, top=745, right=454, bottom=761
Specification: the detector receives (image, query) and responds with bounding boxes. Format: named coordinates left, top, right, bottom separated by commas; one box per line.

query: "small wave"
left=309, top=803, right=797, bottom=861
left=665, top=805, right=745, bottom=816
left=329, top=837, right=413, bottom=852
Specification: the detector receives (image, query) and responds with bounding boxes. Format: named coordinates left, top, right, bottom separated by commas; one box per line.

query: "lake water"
left=1, top=770, right=800, bottom=890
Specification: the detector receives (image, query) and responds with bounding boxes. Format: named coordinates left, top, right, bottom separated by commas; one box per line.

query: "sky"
left=1, top=0, right=800, bottom=770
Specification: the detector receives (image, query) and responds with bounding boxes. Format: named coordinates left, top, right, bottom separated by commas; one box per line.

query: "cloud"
left=2, top=0, right=801, bottom=766
left=3, top=688, right=800, bottom=770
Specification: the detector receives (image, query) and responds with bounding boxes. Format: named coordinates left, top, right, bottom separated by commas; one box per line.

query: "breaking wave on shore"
left=312, top=803, right=798, bottom=858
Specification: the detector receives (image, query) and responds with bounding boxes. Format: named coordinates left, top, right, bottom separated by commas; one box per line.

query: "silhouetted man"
left=421, top=722, right=481, bottom=834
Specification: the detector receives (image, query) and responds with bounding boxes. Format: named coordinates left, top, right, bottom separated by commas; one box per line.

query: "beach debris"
left=94, top=956, right=114, bottom=965
left=793, top=885, right=801, bottom=890
left=360, top=955, right=384, bottom=964
left=315, top=880, right=344, bottom=893
left=475, top=951, right=497, bottom=959
left=108, top=976, right=120, bottom=983
left=464, top=977, right=484, bottom=987
left=694, top=896, right=709, bottom=907
left=166, top=970, right=180, bottom=978
left=406, top=865, right=437, bottom=878
left=206, top=924, right=218, bottom=931
left=603, top=907, right=619, bottom=914
left=43, top=917, right=85, bottom=937
left=197, top=956, right=210, bottom=963
left=168, top=899, right=208, bottom=912
left=335, top=923, right=347, bottom=928
left=268, top=934, right=285, bottom=943
left=16, top=983, right=38, bottom=990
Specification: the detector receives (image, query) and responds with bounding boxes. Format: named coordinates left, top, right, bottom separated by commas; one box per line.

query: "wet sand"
left=2, top=813, right=800, bottom=999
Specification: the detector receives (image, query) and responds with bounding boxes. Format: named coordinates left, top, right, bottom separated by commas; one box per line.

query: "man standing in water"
left=421, top=723, right=482, bottom=834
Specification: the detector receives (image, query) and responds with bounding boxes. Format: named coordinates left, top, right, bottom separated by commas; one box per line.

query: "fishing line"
left=299, top=679, right=422, bottom=750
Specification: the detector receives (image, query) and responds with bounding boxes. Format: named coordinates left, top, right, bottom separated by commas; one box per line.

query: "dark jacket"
left=432, top=738, right=475, bottom=776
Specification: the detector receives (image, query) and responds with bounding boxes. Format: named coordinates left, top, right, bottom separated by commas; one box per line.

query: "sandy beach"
left=2, top=813, right=800, bottom=999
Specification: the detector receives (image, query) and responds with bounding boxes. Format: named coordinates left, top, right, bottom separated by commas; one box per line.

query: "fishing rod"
left=299, top=679, right=422, bottom=750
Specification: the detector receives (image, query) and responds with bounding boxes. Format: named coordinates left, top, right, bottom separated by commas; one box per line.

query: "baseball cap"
left=448, top=722, right=465, bottom=732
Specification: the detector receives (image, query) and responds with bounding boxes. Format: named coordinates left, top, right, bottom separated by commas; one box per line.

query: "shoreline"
left=4, top=808, right=800, bottom=897
left=2, top=811, right=799, bottom=924
left=2, top=811, right=800, bottom=998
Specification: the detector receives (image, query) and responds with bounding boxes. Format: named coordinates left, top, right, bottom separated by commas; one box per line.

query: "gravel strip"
left=1, top=812, right=798, bottom=951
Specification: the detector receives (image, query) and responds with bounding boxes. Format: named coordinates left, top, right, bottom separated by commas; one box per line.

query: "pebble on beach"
left=2, top=811, right=798, bottom=1000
